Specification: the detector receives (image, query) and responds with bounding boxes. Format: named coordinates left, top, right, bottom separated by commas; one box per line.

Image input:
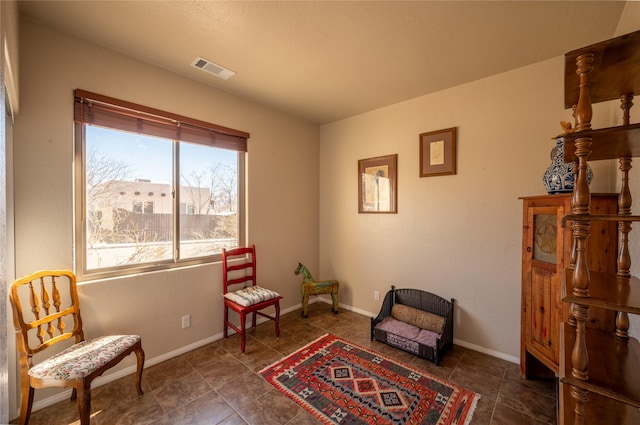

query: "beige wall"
left=13, top=17, right=319, bottom=406
left=317, top=38, right=635, bottom=361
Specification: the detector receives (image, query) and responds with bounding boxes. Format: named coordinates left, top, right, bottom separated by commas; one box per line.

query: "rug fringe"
left=462, top=393, right=481, bottom=425
left=258, top=332, right=330, bottom=374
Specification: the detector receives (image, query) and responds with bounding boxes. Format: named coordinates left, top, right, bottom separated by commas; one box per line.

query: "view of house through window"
left=82, top=125, right=241, bottom=275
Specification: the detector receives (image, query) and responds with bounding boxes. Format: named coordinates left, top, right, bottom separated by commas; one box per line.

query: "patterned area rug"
left=260, top=333, right=479, bottom=425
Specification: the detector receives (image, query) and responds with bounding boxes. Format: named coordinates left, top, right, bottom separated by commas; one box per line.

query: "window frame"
left=73, top=90, right=247, bottom=282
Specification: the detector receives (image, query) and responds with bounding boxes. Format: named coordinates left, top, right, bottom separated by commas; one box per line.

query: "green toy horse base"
left=294, top=263, right=339, bottom=318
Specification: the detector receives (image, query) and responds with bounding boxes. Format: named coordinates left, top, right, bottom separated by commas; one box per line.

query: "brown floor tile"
left=194, top=355, right=251, bottom=389
left=144, top=357, right=195, bottom=391
left=491, top=403, right=551, bottom=425
left=233, top=389, right=300, bottom=425
left=497, top=380, right=557, bottom=424
left=459, top=349, right=509, bottom=379
left=19, top=399, right=86, bottom=425
left=93, top=392, right=165, bottom=425
left=441, top=356, right=504, bottom=400
left=14, top=303, right=557, bottom=425
left=216, top=370, right=273, bottom=410
left=152, top=371, right=212, bottom=413
left=469, top=396, right=497, bottom=425
left=164, top=391, right=236, bottom=425
left=217, top=412, right=249, bottom=425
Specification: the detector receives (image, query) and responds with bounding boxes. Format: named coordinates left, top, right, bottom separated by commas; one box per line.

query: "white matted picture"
left=419, top=127, right=457, bottom=177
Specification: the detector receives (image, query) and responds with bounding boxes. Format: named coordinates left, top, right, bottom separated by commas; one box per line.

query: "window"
left=132, top=201, right=154, bottom=214
left=143, top=201, right=154, bottom=214
left=74, top=90, right=249, bottom=280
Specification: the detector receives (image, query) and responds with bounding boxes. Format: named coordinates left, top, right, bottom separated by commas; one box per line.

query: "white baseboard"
left=31, top=301, right=305, bottom=412
left=30, top=298, right=517, bottom=412
left=453, top=339, right=519, bottom=364
left=315, top=298, right=518, bottom=363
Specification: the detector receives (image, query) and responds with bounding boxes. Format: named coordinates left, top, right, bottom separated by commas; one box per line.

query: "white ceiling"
left=18, top=1, right=632, bottom=124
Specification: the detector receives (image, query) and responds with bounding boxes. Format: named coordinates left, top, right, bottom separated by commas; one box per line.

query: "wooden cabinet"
left=520, top=194, right=618, bottom=378
left=558, top=30, right=640, bottom=424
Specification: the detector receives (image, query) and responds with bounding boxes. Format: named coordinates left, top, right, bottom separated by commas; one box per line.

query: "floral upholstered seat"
left=29, top=335, right=142, bottom=382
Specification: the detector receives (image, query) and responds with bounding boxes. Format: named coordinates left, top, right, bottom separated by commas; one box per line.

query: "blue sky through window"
left=86, top=126, right=237, bottom=185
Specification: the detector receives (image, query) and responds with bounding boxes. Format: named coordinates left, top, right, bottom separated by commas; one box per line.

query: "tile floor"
left=16, top=302, right=557, bottom=425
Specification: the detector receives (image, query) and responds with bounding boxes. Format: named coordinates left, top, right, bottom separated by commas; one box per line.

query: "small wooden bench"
left=371, top=286, right=454, bottom=365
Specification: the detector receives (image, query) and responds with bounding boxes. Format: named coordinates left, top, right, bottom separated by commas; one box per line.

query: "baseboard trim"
left=453, top=339, right=519, bottom=364
left=31, top=301, right=305, bottom=412
left=30, top=298, right=517, bottom=412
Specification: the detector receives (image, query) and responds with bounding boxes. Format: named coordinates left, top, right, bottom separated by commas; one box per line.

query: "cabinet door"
left=529, top=266, right=560, bottom=362
left=524, top=205, right=564, bottom=367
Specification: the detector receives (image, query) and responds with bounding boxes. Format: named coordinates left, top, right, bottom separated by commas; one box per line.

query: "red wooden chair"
left=222, top=245, right=282, bottom=352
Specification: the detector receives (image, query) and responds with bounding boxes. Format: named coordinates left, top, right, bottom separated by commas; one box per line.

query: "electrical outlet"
left=374, top=291, right=380, bottom=301
left=181, top=315, right=191, bottom=329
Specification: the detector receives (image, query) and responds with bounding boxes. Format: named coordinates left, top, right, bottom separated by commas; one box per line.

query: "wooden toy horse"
left=294, top=263, right=339, bottom=318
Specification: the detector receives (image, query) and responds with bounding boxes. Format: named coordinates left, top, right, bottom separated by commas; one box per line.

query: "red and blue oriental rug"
left=260, top=333, right=479, bottom=425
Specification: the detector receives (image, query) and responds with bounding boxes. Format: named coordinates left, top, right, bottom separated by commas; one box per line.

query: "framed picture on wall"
left=358, top=154, right=397, bottom=214
left=420, top=127, right=457, bottom=177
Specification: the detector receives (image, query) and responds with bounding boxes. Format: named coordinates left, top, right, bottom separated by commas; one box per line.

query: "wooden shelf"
left=559, top=382, right=640, bottom=425
left=564, top=30, right=640, bottom=108
left=562, top=123, right=640, bottom=162
left=560, top=325, right=640, bottom=407
left=558, top=29, right=640, bottom=425
left=562, top=213, right=640, bottom=225
left=563, top=270, right=640, bottom=315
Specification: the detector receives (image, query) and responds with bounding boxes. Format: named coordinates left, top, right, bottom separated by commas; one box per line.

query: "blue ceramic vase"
left=543, top=137, right=592, bottom=194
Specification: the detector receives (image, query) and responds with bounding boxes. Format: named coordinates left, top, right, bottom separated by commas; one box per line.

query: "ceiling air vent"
left=191, top=57, right=236, bottom=80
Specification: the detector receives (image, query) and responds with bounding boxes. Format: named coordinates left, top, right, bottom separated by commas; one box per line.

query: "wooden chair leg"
left=275, top=302, right=281, bottom=337
left=18, top=386, right=34, bottom=425
left=240, top=312, right=247, bottom=353
left=134, top=345, right=145, bottom=396
left=76, top=381, right=91, bottom=425
left=223, top=306, right=228, bottom=338
left=252, top=311, right=257, bottom=328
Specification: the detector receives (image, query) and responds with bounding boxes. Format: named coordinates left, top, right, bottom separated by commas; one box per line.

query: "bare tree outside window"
left=179, top=143, right=238, bottom=258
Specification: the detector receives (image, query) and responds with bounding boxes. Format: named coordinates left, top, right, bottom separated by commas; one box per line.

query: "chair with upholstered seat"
left=222, top=245, right=282, bottom=352
left=9, top=270, right=145, bottom=425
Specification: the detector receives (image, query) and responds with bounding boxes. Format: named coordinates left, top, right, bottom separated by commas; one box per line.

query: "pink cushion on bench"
left=415, top=328, right=439, bottom=347
left=375, top=316, right=420, bottom=340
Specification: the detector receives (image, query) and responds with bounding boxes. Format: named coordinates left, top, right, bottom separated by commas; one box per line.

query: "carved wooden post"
left=616, top=163, right=632, bottom=341
left=615, top=93, right=633, bottom=338
left=573, top=54, right=594, bottom=133
left=52, top=275, right=65, bottom=334
left=571, top=385, right=589, bottom=425
left=40, top=276, right=55, bottom=339
left=570, top=52, right=594, bottom=425
left=618, top=157, right=632, bottom=278
left=620, top=94, right=633, bottom=126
